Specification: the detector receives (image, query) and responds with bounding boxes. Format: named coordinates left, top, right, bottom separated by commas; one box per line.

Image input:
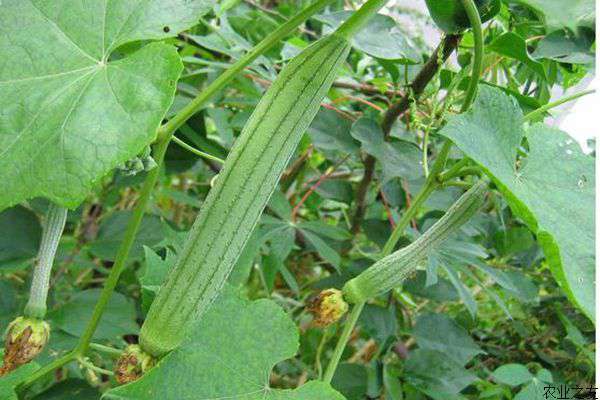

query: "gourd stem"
left=323, top=301, right=365, bottom=384
left=24, top=203, right=68, bottom=319
left=334, top=0, right=388, bottom=40
left=459, top=0, right=483, bottom=112
left=17, top=2, right=330, bottom=389
left=524, top=89, right=596, bottom=122
left=157, top=0, right=338, bottom=141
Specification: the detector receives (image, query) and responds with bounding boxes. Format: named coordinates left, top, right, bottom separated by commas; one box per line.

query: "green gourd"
left=343, top=181, right=487, bottom=304
left=139, top=0, right=388, bottom=358
left=425, top=0, right=500, bottom=33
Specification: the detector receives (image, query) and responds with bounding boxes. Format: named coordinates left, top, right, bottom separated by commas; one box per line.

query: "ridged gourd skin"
left=425, top=0, right=500, bottom=33
left=140, top=34, right=351, bottom=358
left=343, top=181, right=487, bottom=304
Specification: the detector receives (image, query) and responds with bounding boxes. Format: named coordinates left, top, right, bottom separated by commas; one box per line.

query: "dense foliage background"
left=0, top=0, right=595, bottom=398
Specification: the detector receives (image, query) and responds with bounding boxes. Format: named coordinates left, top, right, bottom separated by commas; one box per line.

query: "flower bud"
left=115, top=344, right=156, bottom=384
left=1, top=316, right=50, bottom=376
left=308, top=289, right=349, bottom=327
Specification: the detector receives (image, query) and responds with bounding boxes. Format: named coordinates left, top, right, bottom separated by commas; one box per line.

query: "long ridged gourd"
left=343, top=181, right=487, bottom=304
left=140, top=0, right=388, bottom=358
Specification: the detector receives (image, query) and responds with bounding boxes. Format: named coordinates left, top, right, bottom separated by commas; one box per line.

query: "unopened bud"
left=308, top=289, right=349, bottom=327
left=115, top=344, right=156, bottom=384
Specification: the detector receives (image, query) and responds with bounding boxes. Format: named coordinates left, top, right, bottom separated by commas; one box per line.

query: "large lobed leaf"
left=515, top=0, right=595, bottom=33
left=0, top=0, right=214, bottom=211
left=103, top=287, right=344, bottom=400
left=440, top=86, right=595, bottom=320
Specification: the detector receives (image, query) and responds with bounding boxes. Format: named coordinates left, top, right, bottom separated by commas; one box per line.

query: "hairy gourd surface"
left=140, top=34, right=351, bottom=357
left=343, top=181, right=487, bottom=304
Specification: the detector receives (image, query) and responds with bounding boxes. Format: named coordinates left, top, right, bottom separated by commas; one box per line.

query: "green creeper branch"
left=458, top=0, right=484, bottom=113
left=172, top=136, right=225, bottom=164
left=524, top=89, right=596, bottom=122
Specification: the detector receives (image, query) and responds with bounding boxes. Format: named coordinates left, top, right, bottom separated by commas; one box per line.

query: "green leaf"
left=514, top=378, right=548, bottom=400
left=404, top=271, right=459, bottom=302
left=88, top=211, right=166, bottom=261
left=515, top=0, right=595, bottom=32
left=316, top=12, right=420, bottom=62
left=298, top=221, right=351, bottom=241
left=0, top=363, right=39, bottom=400
left=139, top=247, right=176, bottom=313
left=443, top=265, right=478, bottom=317
left=0, top=0, right=214, bottom=210
left=331, top=363, right=369, bottom=400
left=555, top=308, right=594, bottom=362
left=492, top=364, right=533, bottom=387
left=0, top=206, right=41, bottom=268
left=360, top=304, right=398, bottom=345
left=383, top=363, right=404, bottom=400
left=308, top=109, right=358, bottom=154
left=229, top=226, right=264, bottom=286
left=36, top=330, right=79, bottom=367
left=103, top=287, right=344, bottom=400
left=405, top=349, right=478, bottom=396
left=268, top=191, right=293, bottom=220
left=440, top=85, right=595, bottom=320
left=0, top=280, right=19, bottom=330
left=494, top=227, right=535, bottom=256
left=315, top=180, right=354, bottom=203
left=261, top=252, right=281, bottom=293
left=414, top=313, right=484, bottom=366
left=488, top=33, right=546, bottom=79
left=501, top=271, right=539, bottom=304
left=32, top=379, right=100, bottom=400
left=532, top=30, right=595, bottom=64
left=351, top=118, right=422, bottom=181
left=300, top=229, right=341, bottom=271
left=48, top=289, right=138, bottom=340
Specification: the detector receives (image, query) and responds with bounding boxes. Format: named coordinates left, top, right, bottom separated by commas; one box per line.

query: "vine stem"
left=459, top=0, right=484, bottom=113
left=523, top=89, right=596, bottom=122
left=24, top=203, right=68, bottom=319
left=89, top=342, right=123, bottom=357
left=17, top=0, right=336, bottom=390
left=324, top=0, right=485, bottom=382
left=323, top=301, right=365, bottom=384
left=172, top=136, right=225, bottom=163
